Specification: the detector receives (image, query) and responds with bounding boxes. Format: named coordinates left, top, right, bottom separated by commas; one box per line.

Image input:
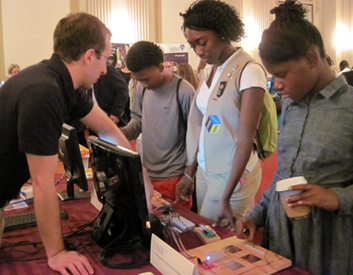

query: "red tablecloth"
left=0, top=179, right=311, bottom=275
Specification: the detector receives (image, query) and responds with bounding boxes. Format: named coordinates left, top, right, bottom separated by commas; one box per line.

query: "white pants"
left=0, top=208, right=4, bottom=246
left=196, top=161, right=262, bottom=223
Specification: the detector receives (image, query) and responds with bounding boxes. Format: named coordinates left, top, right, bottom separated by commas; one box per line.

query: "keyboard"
left=4, top=208, right=68, bottom=231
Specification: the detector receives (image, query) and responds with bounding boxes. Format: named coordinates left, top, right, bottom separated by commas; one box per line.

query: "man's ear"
left=83, top=49, right=96, bottom=65
left=159, top=63, right=165, bottom=72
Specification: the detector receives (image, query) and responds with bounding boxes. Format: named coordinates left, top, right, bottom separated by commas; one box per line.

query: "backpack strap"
left=237, top=60, right=253, bottom=88
left=175, top=78, right=186, bottom=129
left=142, top=78, right=185, bottom=126
left=141, top=77, right=186, bottom=151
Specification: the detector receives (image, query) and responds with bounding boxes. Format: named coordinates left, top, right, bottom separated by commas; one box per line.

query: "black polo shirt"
left=0, top=54, right=93, bottom=206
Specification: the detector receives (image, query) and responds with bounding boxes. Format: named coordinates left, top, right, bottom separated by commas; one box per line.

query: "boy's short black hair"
left=126, top=41, right=164, bottom=73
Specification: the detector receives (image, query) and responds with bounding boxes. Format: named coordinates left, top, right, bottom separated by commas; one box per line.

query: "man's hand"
left=175, top=176, right=194, bottom=203
left=235, top=217, right=257, bottom=242
left=48, top=250, right=94, bottom=275
left=287, top=183, right=340, bottom=211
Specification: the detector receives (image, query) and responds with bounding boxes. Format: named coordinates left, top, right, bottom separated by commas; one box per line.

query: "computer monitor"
left=57, top=123, right=90, bottom=201
left=88, top=136, right=152, bottom=247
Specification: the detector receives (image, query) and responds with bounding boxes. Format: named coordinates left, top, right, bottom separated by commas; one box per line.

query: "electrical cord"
left=98, top=225, right=150, bottom=269
left=55, top=172, right=66, bottom=186
left=166, top=216, right=219, bottom=274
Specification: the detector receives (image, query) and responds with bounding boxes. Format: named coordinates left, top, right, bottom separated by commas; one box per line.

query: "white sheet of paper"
left=150, top=234, right=199, bottom=275
left=4, top=198, right=27, bottom=211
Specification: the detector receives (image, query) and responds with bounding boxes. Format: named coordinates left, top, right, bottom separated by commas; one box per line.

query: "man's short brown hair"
left=54, top=12, right=111, bottom=63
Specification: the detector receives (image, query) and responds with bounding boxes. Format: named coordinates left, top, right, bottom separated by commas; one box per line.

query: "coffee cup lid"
left=276, top=176, right=307, bottom=191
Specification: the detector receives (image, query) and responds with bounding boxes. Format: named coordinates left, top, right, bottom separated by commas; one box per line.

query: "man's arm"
left=80, top=103, right=132, bottom=150
left=27, top=154, right=93, bottom=275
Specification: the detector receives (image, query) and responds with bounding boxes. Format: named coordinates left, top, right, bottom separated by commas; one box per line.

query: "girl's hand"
left=287, top=183, right=339, bottom=211
left=213, top=199, right=236, bottom=231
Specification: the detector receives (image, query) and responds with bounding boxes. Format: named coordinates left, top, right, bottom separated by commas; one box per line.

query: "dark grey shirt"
left=248, top=76, right=353, bottom=275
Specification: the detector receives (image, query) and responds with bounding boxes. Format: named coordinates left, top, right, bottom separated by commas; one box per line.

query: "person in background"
left=171, top=61, right=178, bottom=74
left=342, top=69, right=353, bottom=86
left=179, top=0, right=266, bottom=229
left=121, top=41, right=195, bottom=208
left=8, top=63, right=20, bottom=76
left=235, top=1, right=353, bottom=274
left=117, top=61, right=132, bottom=125
left=0, top=12, right=132, bottom=275
left=128, top=74, right=138, bottom=109
left=337, top=59, right=350, bottom=76
left=91, top=64, right=130, bottom=127
left=177, top=63, right=199, bottom=90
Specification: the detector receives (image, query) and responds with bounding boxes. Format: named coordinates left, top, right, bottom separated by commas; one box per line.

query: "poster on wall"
left=158, top=43, right=189, bottom=73
left=110, top=43, right=131, bottom=69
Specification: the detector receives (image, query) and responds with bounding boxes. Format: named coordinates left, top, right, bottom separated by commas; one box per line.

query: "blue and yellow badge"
left=206, top=115, right=221, bottom=134
left=216, top=81, right=227, bottom=98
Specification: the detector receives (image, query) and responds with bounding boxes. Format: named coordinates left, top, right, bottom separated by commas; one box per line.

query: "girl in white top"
left=178, top=0, right=267, bottom=230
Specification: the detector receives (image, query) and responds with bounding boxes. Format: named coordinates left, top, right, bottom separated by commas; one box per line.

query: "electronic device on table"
left=187, top=236, right=291, bottom=274
left=57, top=123, right=90, bottom=201
left=88, top=136, right=163, bottom=249
left=4, top=208, right=68, bottom=231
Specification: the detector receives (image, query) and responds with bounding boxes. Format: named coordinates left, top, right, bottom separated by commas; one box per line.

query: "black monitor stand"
left=57, top=172, right=91, bottom=201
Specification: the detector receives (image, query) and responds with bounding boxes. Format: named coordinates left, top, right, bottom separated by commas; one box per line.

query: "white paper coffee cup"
left=276, top=176, right=311, bottom=219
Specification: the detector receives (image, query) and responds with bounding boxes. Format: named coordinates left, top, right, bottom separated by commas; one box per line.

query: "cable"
left=99, top=239, right=150, bottom=269
left=98, top=225, right=150, bottom=269
left=0, top=240, right=46, bottom=264
left=64, top=212, right=99, bottom=241
left=55, top=172, right=66, bottom=186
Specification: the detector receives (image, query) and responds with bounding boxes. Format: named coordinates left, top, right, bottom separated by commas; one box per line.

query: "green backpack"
left=238, top=61, right=278, bottom=160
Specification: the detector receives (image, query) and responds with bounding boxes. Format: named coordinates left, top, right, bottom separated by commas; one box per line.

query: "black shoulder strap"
left=142, top=78, right=185, bottom=126
left=175, top=78, right=186, bottom=129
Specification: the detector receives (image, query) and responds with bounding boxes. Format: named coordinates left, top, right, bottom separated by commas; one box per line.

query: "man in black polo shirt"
left=0, top=13, right=131, bottom=275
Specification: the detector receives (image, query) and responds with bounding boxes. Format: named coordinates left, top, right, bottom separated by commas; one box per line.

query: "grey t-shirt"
left=124, top=75, right=195, bottom=179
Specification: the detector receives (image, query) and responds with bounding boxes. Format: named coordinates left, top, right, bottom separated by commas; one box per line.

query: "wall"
left=0, top=0, right=70, bottom=80
left=1, top=0, right=353, bottom=80
left=160, top=0, right=199, bottom=70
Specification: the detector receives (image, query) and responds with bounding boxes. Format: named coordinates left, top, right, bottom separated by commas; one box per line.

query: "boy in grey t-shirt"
left=121, top=41, right=195, bottom=208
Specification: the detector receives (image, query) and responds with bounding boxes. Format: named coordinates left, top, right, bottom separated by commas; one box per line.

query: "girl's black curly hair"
left=180, top=0, right=245, bottom=43
left=259, top=0, right=325, bottom=64
left=126, top=41, right=164, bottom=72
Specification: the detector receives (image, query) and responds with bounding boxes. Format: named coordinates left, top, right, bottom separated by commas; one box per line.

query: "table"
left=0, top=178, right=311, bottom=275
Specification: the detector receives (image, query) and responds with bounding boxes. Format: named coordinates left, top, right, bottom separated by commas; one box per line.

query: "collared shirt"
left=0, top=53, right=93, bottom=205
left=248, top=76, right=353, bottom=274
